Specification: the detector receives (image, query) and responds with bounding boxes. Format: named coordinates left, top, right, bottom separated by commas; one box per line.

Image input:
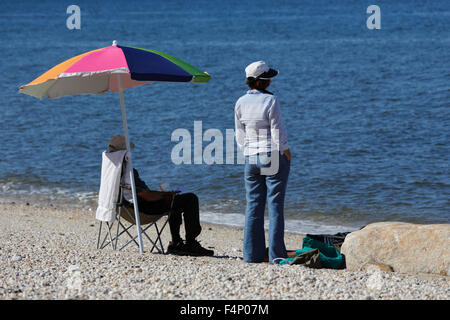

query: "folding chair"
left=96, top=187, right=174, bottom=253
left=96, top=152, right=174, bottom=253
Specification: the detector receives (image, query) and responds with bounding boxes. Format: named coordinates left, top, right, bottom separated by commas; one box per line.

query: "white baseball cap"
left=245, top=61, right=279, bottom=79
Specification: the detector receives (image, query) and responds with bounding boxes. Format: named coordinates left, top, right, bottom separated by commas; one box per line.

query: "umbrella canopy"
left=18, top=41, right=211, bottom=254
left=19, top=40, right=211, bottom=99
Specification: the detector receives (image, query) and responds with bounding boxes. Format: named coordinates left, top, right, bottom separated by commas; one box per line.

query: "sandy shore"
left=0, top=201, right=448, bottom=300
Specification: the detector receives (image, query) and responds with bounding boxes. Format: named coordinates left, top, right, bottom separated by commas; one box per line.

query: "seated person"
left=108, top=135, right=214, bottom=257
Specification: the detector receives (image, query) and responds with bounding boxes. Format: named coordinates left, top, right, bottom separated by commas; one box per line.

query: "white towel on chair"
left=96, top=150, right=128, bottom=222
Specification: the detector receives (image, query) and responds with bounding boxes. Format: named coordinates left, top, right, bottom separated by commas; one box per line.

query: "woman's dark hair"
left=246, top=77, right=271, bottom=90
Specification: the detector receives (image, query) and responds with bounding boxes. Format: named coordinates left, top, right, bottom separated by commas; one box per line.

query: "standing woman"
left=234, top=61, right=291, bottom=264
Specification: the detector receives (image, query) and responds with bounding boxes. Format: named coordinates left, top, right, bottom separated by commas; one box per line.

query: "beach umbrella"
left=19, top=40, right=211, bottom=254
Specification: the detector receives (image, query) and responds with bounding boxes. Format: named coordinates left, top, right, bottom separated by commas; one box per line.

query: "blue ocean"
left=0, top=0, right=449, bottom=234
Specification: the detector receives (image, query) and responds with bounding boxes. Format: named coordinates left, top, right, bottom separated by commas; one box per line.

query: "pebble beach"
left=0, top=201, right=448, bottom=300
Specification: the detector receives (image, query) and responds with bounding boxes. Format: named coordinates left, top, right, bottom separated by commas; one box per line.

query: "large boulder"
left=341, top=222, right=450, bottom=276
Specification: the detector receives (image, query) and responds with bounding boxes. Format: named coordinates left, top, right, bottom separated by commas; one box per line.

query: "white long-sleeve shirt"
left=234, top=90, right=289, bottom=156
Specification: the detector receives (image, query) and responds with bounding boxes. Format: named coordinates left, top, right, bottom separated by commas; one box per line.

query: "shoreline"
left=0, top=195, right=361, bottom=236
left=0, top=201, right=448, bottom=300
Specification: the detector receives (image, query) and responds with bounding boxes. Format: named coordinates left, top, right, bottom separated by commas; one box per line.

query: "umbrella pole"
left=118, top=74, right=145, bottom=254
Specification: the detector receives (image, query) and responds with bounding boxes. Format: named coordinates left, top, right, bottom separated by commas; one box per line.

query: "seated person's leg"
left=170, top=193, right=213, bottom=256
left=172, top=193, right=202, bottom=244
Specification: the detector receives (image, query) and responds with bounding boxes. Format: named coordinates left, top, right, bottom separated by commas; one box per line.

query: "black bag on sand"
left=306, top=231, right=353, bottom=253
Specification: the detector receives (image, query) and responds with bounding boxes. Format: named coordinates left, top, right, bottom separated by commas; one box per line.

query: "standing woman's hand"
left=283, top=149, right=291, bottom=161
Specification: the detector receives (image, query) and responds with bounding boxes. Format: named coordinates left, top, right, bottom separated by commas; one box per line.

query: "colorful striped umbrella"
left=19, top=40, right=210, bottom=99
left=18, top=41, right=211, bottom=254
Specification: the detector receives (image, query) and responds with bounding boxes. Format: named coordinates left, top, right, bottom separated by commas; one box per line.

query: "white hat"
left=245, top=61, right=279, bottom=79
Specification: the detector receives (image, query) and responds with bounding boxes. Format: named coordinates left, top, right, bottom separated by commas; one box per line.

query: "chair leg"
left=142, top=232, right=160, bottom=253
left=97, top=221, right=116, bottom=250
left=106, top=222, right=115, bottom=250
left=117, top=221, right=140, bottom=250
left=154, top=223, right=165, bottom=254
left=157, top=215, right=171, bottom=254
left=96, top=221, right=103, bottom=249
left=115, top=206, right=123, bottom=250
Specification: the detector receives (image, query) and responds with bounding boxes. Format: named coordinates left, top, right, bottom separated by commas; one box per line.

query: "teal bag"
left=302, top=236, right=343, bottom=269
left=279, top=236, right=344, bottom=269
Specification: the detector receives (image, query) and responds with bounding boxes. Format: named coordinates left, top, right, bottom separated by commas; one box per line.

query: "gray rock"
left=341, top=222, right=450, bottom=276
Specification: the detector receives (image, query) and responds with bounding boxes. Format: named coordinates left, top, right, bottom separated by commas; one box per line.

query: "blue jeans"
left=243, top=152, right=290, bottom=263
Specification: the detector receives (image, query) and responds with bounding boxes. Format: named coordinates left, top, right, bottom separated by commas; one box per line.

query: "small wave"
left=199, top=211, right=359, bottom=235
left=0, top=177, right=98, bottom=209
